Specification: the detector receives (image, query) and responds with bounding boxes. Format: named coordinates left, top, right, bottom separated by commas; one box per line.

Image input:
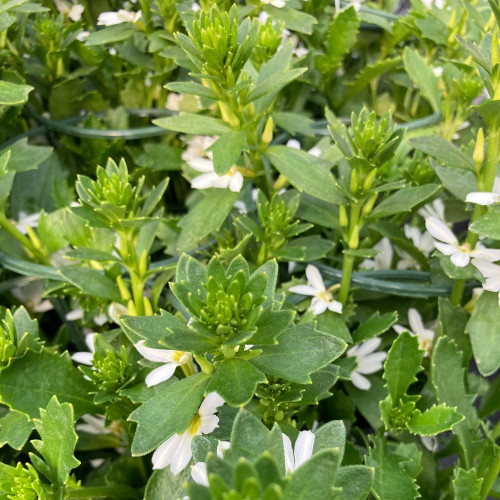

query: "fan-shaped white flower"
left=472, top=259, right=500, bottom=305
left=152, top=393, right=224, bottom=474
left=97, top=10, right=142, bottom=26
left=11, top=280, right=53, bottom=313
left=76, top=414, right=112, bottom=435
left=425, top=216, right=500, bottom=267
left=282, top=430, right=315, bottom=474
left=183, top=136, right=244, bottom=193
left=360, top=237, right=393, bottom=270
left=289, top=264, right=343, bottom=315
left=135, top=340, right=192, bottom=387
left=393, top=308, right=435, bottom=355
left=346, top=338, right=386, bottom=390
left=16, top=211, right=41, bottom=235
left=191, top=441, right=230, bottom=486
left=418, top=199, right=446, bottom=223
left=396, top=225, right=434, bottom=270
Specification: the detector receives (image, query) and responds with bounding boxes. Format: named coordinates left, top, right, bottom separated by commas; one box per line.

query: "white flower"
left=135, top=340, right=192, bottom=387
left=183, top=136, right=244, bottom=193
left=472, top=259, right=500, bottom=305
left=335, top=0, right=362, bottom=12
left=465, top=177, right=500, bottom=206
left=432, top=66, right=443, bottom=77
left=97, top=9, right=142, bottom=26
left=71, top=332, right=95, bottom=366
left=54, top=0, right=84, bottom=21
left=286, top=139, right=301, bottom=150
left=108, top=302, right=129, bottom=325
left=152, top=393, right=224, bottom=474
left=76, top=414, right=112, bottom=435
left=16, top=211, right=41, bottom=235
left=418, top=199, right=446, bottom=223
left=425, top=216, right=500, bottom=267
left=282, top=430, right=315, bottom=474
left=262, top=0, right=286, bottom=7
left=396, top=225, right=434, bottom=270
left=289, top=264, right=343, bottom=315
left=77, top=31, right=90, bottom=42
left=360, top=237, right=393, bottom=270
left=346, top=338, right=386, bottom=391
left=66, top=308, right=84, bottom=321
left=393, top=308, right=435, bottom=355
left=11, top=280, right=53, bottom=313
left=191, top=441, right=230, bottom=486
left=421, top=436, right=439, bottom=452
left=166, top=93, right=183, bottom=112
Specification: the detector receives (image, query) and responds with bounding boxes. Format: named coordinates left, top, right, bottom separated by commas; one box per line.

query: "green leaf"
left=354, top=312, right=398, bottom=342
left=30, top=396, right=80, bottom=485
left=5, top=138, right=53, bottom=173
left=165, top=81, right=218, bottom=100
left=176, top=189, right=239, bottom=252
left=0, top=80, right=33, bottom=105
left=283, top=449, right=340, bottom=500
left=226, top=409, right=284, bottom=474
left=154, top=113, right=232, bottom=135
left=402, top=47, right=442, bottom=112
left=262, top=5, right=317, bottom=34
left=273, top=112, right=315, bottom=137
left=437, top=298, right=471, bottom=361
left=0, top=349, right=97, bottom=419
left=59, top=266, right=121, bottom=302
left=455, top=36, right=491, bottom=73
left=409, top=136, right=474, bottom=171
left=0, top=0, right=30, bottom=15
left=313, top=420, right=345, bottom=462
left=0, top=410, right=34, bottom=450
left=209, top=131, right=247, bottom=176
left=144, top=467, right=191, bottom=500
left=265, top=146, right=345, bottom=205
left=246, top=67, right=307, bottom=102
left=122, top=312, right=217, bottom=355
left=129, top=373, right=210, bottom=455
left=207, top=359, right=266, bottom=406
left=366, top=437, right=420, bottom=500
left=65, top=248, right=121, bottom=262
left=470, top=207, right=500, bottom=239
left=433, top=162, right=477, bottom=201
left=383, top=331, right=423, bottom=404
left=335, top=465, right=374, bottom=500
left=453, top=468, right=482, bottom=500
left=317, top=7, right=359, bottom=73
left=431, top=337, right=477, bottom=425
left=85, top=24, right=138, bottom=45
left=407, top=404, right=464, bottom=435
left=250, top=323, right=346, bottom=384
left=273, top=235, right=334, bottom=261
left=466, top=291, right=500, bottom=376
left=370, top=184, right=440, bottom=219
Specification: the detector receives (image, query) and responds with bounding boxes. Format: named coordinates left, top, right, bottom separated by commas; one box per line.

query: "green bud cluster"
left=33, top=15, right=64, bottom=53
left=5, top=464, right=46, bottom=500
left=0, top=312, right=16, bottom=366
left=252, top=18, right=283, bottom=68
left=177, top=5, right=259, bottom=87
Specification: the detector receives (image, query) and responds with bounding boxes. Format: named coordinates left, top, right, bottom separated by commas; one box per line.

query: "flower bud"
left=262, top=116, right=274, bottom=145
left=348, top=225, right=359, bottom=249
left=339, top=205, right=348, bottom=228
left=473, top=128, right=485, bottom=171
left=117, top=276, right=131, bottom=302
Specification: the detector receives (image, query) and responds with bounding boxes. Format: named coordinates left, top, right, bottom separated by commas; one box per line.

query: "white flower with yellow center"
left=393, top=308, right=435, bottom=356
left=97, top=9, right=142, bottom=26
left=289, top=264, right=343, bottom=315
left=282, top=430, right=315, bottom=474
left=152, top=393, right=224, bottom=474
left=425, top=216, right=500, bottom=267
left=135, top=340, right=192, bottom=387
left=183, top=136, right=244, bottom=193
left=346, top=338, right=386, bottom=390
left=191, top=441, right=230, bottom=486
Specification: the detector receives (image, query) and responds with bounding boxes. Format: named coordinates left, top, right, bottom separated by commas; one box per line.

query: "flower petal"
left=229, top=172, right=244, bottom=192
left=305, top=265, right=325, bottom=291
left=293, top=431, right=315, bottom=470
left=434, top=242, right=457, bottom=256
left=145, top=363, right=178, bottom=387
left=450, top=251, right=470, bottom=267
left=348, top=337, right=381, bottom=357
left=288, top=285, right=318, bottom=296
left=472, top=247, right=500, bottom=263
left=135, top=340, right=177, bottom=363
left=425, top=217, right=457, bottom=245
left=282, top=433, right=295, bottom=474
left=327, top=300, right=343, bottom=314
left=407, top=308, right=425, bottom=336
left=170, top=433, right=195, bottom=475
left=191, top=462, right=209, bottom=486
left=198, top=392, right=225, bottom=417
left=71, top=352, right=94, bottom=366
left=357, top=352, right=387, bottom=374
left=465, top=192, right=500, bottom=205
left=350, top=371, right=371, bottom=390
left=309, top=298, right=328, bottom=315
left=199, top=414, right=220, bottom=435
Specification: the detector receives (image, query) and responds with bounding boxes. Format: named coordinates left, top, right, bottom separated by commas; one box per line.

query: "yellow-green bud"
left=492, top=30, right=499, bottom=68
left=262, top=116, right=274, bottom=145
left=127, top=300, right=137, bottom=316
left=363, top=169, right=377, bottom=192
left=138, top=250, right=148, bottom=277
left=348, top=225, right=359, bottom=249
left=362, top=193, right=378, bottom=216
left=339, top=205, right=348, bottom=228
left=350, top=170, right=358, bottom=195
left=117, top=276, right=131, bottom=302
left=473, top=128, right=485, bottom=171
left=143, top=297, right=153, bottom=316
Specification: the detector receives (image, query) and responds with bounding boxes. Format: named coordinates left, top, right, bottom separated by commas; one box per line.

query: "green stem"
left=338, top=253, right=354, bottom=305
left=480, top=453, right=500, bottom=500
left=450, top=127, right=500, bottom=305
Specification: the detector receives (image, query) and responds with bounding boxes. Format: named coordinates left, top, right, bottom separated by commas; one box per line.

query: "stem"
left=66, top=485, right=140, bottom=499
left=480, top=453, right=500, bottom=500
left=450, top=127, right=500, bottom=305
left=338, top=254, right=354, bottom=305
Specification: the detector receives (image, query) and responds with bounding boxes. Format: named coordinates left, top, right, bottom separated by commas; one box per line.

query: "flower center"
left=173, top=351, right=189, bottom=364
left=458, top=243, right=471, bottom=253
left=227, top=166, right=238, bottom=177
left=187, top=413, right=203, bottom=436
left=318, top=290, right=332, bottom=302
